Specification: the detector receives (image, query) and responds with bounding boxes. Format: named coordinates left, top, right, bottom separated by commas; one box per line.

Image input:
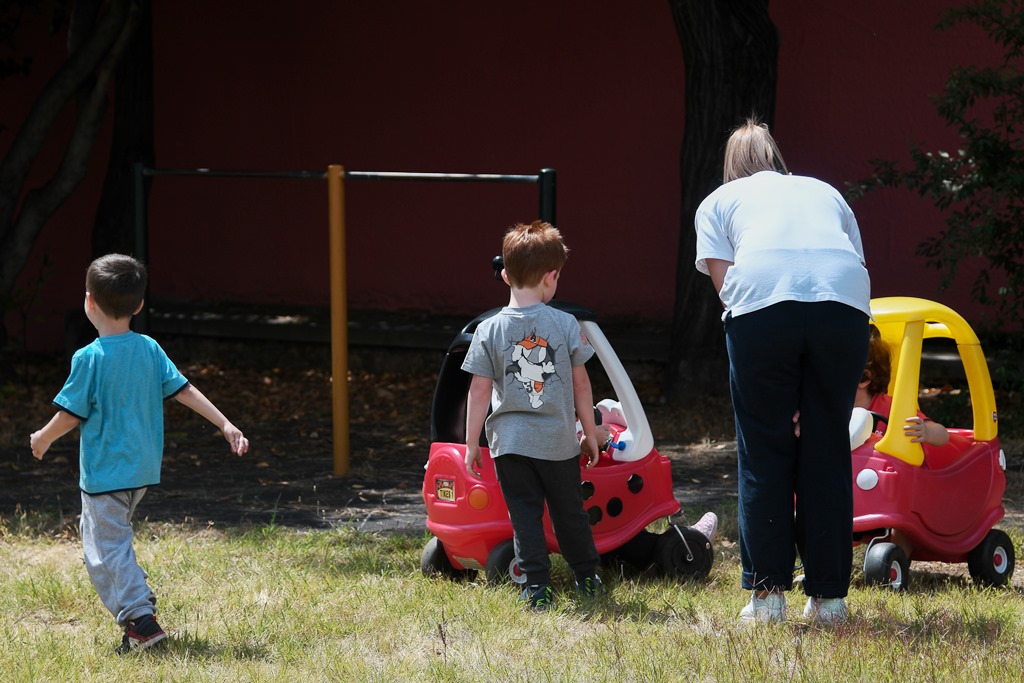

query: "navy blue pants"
left=726, top=301, right=868, bottom=598
left=494, top=453, right=599, bottom=586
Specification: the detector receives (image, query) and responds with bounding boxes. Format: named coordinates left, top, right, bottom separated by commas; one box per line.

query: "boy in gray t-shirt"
left=462, top=221, right=602, bottom=608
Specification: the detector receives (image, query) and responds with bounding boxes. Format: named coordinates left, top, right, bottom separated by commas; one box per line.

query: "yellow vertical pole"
left=327, top=165, right=350, bottom=476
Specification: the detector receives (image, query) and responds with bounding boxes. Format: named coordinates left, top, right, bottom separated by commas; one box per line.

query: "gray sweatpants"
left=80, top=489, right=156, bottom=626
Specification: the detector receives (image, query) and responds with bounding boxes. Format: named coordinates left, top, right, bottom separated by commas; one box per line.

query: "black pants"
left=494, top=453, right=599, bottom=586
left=726, top=301, right=868, bottom=598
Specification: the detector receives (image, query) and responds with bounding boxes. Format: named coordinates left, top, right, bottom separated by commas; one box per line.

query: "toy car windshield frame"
left=870, top=296, right=998, bottom=466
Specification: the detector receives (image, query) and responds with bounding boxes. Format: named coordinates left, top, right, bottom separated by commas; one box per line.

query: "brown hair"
left=863, top=326, right=892, bottom=397
left=86, top=254, right=147, bottom=319
left=501, top=220, right=568, bottom=288
left=723, top=118, right=789, bottom=183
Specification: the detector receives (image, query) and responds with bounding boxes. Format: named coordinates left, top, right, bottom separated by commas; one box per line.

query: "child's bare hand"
left=223, top=423, right=249, bottom=456
left=792, top=410, right=801, bottom=437
left=29, top=412, right=79, bottom=461
left=29, top=431, right=50, bottom=460
left=580, top=436, right=600, bottom=468
left=903, top=416, right=927, bottom=443
left=464, top=445, right=483, bottom=478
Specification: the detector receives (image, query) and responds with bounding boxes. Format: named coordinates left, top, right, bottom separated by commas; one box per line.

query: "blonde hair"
left=502, top=220, right=568, bottom=288
left=722, top=119, right=789, bottom=183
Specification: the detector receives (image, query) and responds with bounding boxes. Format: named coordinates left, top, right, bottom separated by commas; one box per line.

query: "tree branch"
left=0, top=0, right=128, bottom=237
left=0, top=1, right=139, bottom=292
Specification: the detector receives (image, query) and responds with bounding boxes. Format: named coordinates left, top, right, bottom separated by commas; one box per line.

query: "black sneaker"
left=576, top=574, right=604, bottom=598
left=114, top=614, right=167, bottom=655
left=519, top=583, right=554, bottom=610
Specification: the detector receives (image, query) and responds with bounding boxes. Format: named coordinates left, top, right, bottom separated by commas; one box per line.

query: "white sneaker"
left=739, top=591, right=786, bottom=623
left=691, top=511, right=718, bottom=543
left=803, top=596, right=848, bottom=625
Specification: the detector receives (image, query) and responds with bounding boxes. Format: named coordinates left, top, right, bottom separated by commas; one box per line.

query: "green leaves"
left=850, top=0, right=1024, bottom=325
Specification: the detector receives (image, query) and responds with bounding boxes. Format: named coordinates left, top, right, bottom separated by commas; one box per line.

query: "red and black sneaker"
left=114, top=614, right=167, bottom=655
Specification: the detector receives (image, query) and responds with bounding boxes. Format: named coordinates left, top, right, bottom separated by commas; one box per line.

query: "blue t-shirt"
left=53, top=332, right=188, bottom=494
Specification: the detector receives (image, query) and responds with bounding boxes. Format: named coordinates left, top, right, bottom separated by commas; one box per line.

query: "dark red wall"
left=771, top=2, right=997, bottom=317
left=4, top=1, right=1002, bottom=350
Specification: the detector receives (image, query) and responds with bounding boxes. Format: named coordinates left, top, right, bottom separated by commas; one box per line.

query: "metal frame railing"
left=132, top=163, right=557, bottom=475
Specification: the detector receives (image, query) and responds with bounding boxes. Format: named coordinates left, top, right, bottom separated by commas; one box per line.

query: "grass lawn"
left=3, top=335, right=1024, bottom=681
left=1, top=506, right=1023, bottom=683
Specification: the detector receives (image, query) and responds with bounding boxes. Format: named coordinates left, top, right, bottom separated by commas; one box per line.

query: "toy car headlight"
left=856, top=468, right=879, bottom=491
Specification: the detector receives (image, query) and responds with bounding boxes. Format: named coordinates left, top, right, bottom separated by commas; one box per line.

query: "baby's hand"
left=223, top=423, right=249, bottom=456
left=903, top=416, right=926, bottom=443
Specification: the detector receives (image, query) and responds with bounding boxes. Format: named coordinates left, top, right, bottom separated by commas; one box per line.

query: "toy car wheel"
left=420, top=536, right=475, bottom=581
left=656, top=526, right=713, bottom=581
left=485, top=539, right=527, bottom=586
left=602, top=530, right=659, bottom=574
left=863, top=542, right=910, bottom=591
left=968, top=529, right=1015, bottom=588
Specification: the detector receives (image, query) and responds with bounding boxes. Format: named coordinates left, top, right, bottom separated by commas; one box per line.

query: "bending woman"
left=695, top=119, right=871, bottom=625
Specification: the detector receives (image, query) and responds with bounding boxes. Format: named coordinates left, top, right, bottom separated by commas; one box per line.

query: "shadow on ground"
left=1, top=338, right=739, bottom=534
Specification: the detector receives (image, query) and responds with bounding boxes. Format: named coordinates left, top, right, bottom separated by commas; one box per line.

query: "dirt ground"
left=6, top=335, right=1024, bottom=591
left=0, top=337, right=738, bottom=534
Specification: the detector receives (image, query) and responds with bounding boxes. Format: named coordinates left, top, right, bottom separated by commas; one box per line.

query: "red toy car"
left=849, top=297, right=1013, bottom=590
left=421, top=300, right=713, bottom=585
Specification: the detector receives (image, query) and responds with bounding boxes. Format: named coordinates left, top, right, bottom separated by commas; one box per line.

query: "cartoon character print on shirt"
left=506, top=330, right=557, bottom=409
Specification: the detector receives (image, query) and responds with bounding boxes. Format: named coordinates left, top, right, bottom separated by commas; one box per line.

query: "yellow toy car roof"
left=870, top=297, right=998, bottom=466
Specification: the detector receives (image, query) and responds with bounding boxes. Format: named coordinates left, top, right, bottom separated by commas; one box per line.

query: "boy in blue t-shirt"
left=462, top=221, right=602, bottom=609
left=30, top=254, right=249, bottom=654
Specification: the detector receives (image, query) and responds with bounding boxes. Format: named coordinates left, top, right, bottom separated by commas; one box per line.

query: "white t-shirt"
left=695, top=171, right=871, bottom=319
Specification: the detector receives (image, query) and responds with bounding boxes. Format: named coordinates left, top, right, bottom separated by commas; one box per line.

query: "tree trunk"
left=665, top=0, right=779, bottom=403
left=92, top=0, right=153, bottom=258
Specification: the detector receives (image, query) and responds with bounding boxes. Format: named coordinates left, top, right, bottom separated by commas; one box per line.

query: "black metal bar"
left=141, top=167, right=544, bottom=184
left=133, top=161, right=150, bottom=334
left=143, top=168, right=326, bottom=180
left=539, top=168, right=556, bottom=224
left=345, top=171, right=539, bottom=183
left=132, top=164, right=557, bottom=335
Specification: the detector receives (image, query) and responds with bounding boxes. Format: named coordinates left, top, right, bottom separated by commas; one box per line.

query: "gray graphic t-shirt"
left=462, top=303, right=594, bottom=461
